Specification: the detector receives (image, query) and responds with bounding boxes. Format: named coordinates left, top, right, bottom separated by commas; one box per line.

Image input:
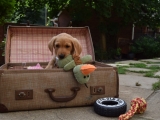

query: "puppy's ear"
left=71, top=38, right=82, bottom=56
left=48, top=36, right=56, bottom=55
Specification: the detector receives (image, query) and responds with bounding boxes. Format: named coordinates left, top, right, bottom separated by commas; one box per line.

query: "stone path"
left=119, top=74, right=158, bottom=89
left=140, top=59, right=160, bottom=63
left=154, top=71, right=160, bottom=77
left=108, top=58, right=160, bottom=120
left=108, top=58, right=160, bottom=77
left=125, top=68, right=151, bottom=72
left=147, top=64, right=160, bottom=67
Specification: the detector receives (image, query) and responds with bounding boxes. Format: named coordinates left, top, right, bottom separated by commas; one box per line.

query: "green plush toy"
left=57, top=55, right=73, bottom=68
left=73, top=64, right=96, bottom=84
left=57, top=55, right=96, bottom=85
left=63, top=55, right=93, bottom=71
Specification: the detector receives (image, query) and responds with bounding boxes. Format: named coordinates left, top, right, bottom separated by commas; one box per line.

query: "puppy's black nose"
left=58, top=54, right=65, bottom=59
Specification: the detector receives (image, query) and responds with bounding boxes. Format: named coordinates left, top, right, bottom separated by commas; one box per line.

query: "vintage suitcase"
left=0, top=26, right=119, bottom=112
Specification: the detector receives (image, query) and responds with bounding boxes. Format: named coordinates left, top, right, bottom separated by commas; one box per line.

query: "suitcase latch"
left=15, top=90, right=33, bottom=100
left=90, top=86, right=105, bottom=95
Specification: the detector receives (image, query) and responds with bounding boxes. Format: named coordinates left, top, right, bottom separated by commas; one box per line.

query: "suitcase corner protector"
left=0, top=103, right=8, bottom=113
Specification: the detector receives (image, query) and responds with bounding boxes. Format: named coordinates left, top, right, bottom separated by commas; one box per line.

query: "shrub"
left=0, top=38, right=6, bottom=56
left=0, top=0, right=15, bottom=25
left=131, top=36, right=160, bottom=59
left=94, top=47, right=120, bottom=61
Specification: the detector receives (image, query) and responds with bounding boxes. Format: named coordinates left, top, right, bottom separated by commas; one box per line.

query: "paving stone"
left=125, top=68, right=151, bottom=72
left=141, top=59, right=160, bottom=63
left=147, top=64, right=160, bottom=67
left=140, top=90, right=160, bottom=120
left=132, top=116, right=154, bottom=120
left=154, top=71, right=160, bottom=76
left=115, top=60, right=145, bottom=64
left=119, top=86, right=153, bottom=109
left=119, top=74, right=159, bottom=89
left=107, top=63, right=130, bottom=67
left=106, top=64, right=117, bottom=67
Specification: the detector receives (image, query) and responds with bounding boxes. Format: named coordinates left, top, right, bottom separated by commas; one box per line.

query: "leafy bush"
left=94, top=47, right=121, bottom=61
left=94, top=49, right=114, bottom=61
left=94, top=45, right=109, bottom=61
left=0, top=0, right=15, bottom=25
left=131, top=36, right=160, bottom=59
left=95, top=49, right=108, bottom=61
left=0, top=38, right=6, bottom=56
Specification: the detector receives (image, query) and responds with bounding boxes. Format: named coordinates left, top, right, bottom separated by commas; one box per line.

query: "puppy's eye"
left=55, top=44, right=60, bottom=48
left=65, top=45, right=70, bottom=48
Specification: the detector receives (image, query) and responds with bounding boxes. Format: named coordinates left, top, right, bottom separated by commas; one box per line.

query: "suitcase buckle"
left=18, top=92, right=26, bottom=97
left=15, top=90, right=33, bottom=100
left=90, top=86, right=105, bottom=95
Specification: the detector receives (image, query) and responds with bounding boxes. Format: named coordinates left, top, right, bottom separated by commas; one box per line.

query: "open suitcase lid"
left=5, top=26, right=95, bottom=63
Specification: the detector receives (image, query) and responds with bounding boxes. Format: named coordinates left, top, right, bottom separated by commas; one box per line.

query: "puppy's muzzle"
left=58, top=54, right=65, bottom=59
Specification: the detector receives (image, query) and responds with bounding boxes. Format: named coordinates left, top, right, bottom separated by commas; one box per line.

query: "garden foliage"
left=131, top=35, right=160, bottom=59
left=0, top=0, right=15, bottom=25
left=11, top=0, right=160, bottom=28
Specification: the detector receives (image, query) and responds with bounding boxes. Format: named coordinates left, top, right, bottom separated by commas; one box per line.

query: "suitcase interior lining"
left=4, top=61, right=113, bottom=70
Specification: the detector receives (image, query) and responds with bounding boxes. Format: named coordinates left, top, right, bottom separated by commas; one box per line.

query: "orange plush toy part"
left=119, top=97, right=147, bottom=120
left=81, top=64, right=96, bottom=75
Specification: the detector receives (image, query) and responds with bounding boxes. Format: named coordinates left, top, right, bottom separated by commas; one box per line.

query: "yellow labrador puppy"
left=46, top=33, right=82, bottom=69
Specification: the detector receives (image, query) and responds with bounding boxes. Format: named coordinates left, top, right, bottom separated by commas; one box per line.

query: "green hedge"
left=131, top=35, right=160, bottom=59
left=0, top=0, right=15, bottom=25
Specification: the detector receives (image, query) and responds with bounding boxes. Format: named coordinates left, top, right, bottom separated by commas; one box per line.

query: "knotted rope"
left=73, top=55, right=82, bottom=65
left=119, top=97, right=147, bottom=120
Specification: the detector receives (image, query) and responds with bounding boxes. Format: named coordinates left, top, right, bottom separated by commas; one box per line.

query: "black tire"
left=94, top=97, right=127, bottom=117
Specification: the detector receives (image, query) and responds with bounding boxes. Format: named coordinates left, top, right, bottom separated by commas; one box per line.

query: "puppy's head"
left=48, top=33, right=82, bottom=59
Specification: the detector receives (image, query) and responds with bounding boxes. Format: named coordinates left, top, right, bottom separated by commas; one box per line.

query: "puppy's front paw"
left=45, top=65, right=53, bottom=69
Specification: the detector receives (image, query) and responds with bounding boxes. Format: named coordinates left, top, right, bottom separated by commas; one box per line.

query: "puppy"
left=46, top=33, right=82, bottom=69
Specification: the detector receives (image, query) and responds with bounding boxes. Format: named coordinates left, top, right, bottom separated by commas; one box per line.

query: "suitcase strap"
left=45, top=87, right=80, bottom=102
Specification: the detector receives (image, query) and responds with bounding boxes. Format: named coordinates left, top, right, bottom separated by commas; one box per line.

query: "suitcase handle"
left=45, top=87, right=80, bottom=102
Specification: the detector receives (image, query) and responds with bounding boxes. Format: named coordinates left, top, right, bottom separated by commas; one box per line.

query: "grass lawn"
left=152, top=80, right=160, bottom=90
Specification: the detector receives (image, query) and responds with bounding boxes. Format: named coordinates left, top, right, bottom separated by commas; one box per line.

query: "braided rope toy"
left=119, top=97, right=147, bottom=120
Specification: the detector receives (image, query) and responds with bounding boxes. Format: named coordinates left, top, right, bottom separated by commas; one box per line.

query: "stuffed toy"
left=73, top=64, right=96, bottom=84
left=119, top=97, right=147, bottom=120
left=27, top=63, right=43, bottom=69
left=57, top=55, right=73, bottom=68
left=57, top=55, right=96, bottom=85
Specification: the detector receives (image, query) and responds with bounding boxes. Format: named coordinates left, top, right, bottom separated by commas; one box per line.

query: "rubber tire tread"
left=94, top=98, right=127, bottom=117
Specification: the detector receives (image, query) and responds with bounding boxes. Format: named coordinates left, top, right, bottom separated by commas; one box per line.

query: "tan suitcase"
left=0, top=26, right=119, bottom=112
